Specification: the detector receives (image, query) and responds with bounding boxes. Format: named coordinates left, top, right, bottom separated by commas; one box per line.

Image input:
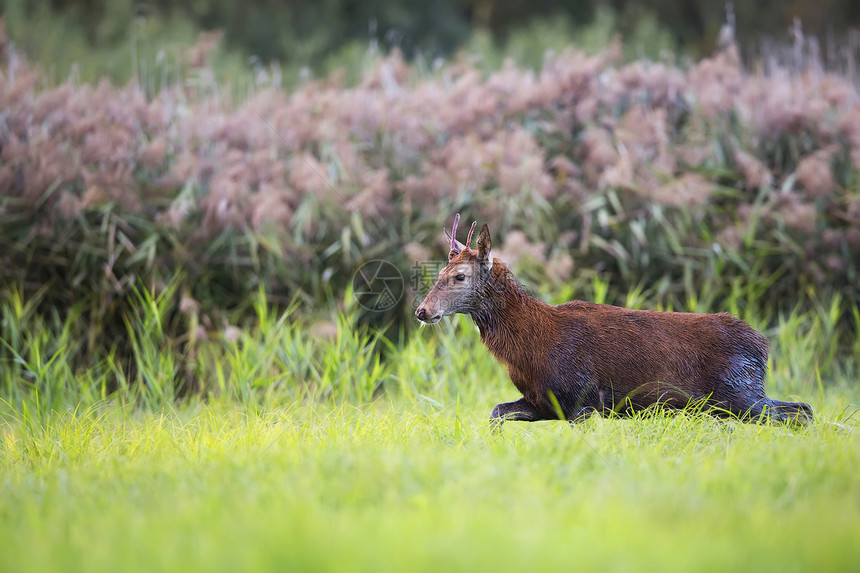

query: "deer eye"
left=455, top=274, right=466, bottom=282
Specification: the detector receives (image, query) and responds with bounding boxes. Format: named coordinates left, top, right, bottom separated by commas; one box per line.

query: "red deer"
left=415, top=215, right=813, bottom=426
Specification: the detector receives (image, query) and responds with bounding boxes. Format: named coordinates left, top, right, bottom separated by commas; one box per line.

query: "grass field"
left=2, top=307, right=859, bottom=573
left=1, top=397, right=859, bottom=572
left=5, top=8, right=860, bottom=570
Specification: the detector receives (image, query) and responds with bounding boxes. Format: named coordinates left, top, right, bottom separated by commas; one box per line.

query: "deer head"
left=415, top=214, right=493, bottom=324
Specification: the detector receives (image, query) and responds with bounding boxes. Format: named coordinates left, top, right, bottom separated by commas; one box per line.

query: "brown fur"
left=415, top=223, right=813, bottom=426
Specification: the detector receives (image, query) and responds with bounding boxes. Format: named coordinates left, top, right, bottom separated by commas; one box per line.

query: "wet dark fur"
left=466, top=254, right=813, bottom=426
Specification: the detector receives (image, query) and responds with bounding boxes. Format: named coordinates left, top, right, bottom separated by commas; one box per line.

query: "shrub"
left=1, top=22, right=859, bottom=370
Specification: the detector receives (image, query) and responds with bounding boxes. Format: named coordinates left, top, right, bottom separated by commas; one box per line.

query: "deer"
left=414, top=214, right=814, bottom=426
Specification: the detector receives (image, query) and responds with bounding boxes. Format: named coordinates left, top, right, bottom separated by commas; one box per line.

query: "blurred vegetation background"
left=2, top=0, right=860, bottom=400
left=5, top=0, right=860, bottom=86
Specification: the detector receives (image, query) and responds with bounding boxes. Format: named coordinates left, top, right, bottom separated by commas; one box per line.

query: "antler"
left=444, top=213, right=465, bottom=252
left=444, top=213, right=477, bottom=255
left=448, top=213, right=461, bottom=250
left=464, top=221, right=477, bottom=248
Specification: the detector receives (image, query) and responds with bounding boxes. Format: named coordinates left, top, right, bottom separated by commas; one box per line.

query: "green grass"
left=1, top=288, right=859, bottom=572
left=1, top=397, right=859, bottom=572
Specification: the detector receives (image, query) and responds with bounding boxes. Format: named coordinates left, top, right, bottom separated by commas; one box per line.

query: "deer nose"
left=416, top=308, right=427, bottom=321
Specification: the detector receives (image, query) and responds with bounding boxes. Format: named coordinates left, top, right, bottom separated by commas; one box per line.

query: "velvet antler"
left=445, top=213, right=461, bottom=250
left=444, top=213, right=479, bottom=258
left=464, top=221, right=477, bottom=249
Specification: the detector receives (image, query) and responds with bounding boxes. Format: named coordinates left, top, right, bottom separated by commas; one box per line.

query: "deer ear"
left=476, top=224, right=492, bottom=267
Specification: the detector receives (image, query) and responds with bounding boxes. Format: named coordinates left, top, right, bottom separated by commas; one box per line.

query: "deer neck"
left=470, top=265, right=549, bottom=368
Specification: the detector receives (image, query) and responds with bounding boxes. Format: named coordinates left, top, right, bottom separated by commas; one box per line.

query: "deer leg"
left=490, top=398, right=551, bottom=423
